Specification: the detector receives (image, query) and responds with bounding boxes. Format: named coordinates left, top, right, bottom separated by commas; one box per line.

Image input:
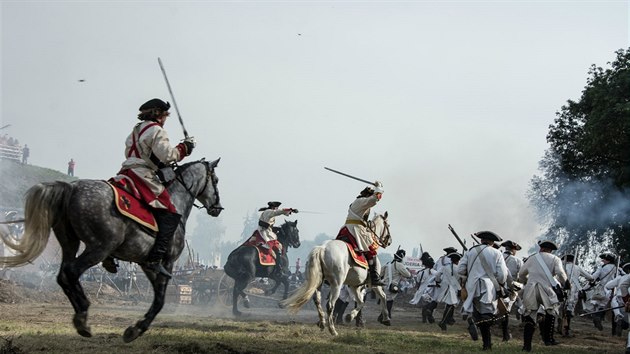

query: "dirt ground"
left=0, top=275, right=628, bottom=353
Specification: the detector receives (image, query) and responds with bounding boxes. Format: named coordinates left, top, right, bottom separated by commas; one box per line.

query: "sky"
left=1, top=1, right=629, bottom=259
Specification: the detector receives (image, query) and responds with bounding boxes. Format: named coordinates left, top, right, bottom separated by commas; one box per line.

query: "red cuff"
left=176, top=143, right=187, bottom=160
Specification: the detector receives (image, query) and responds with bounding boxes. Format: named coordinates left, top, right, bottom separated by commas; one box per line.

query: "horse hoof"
left=382, top=319, right=391, bottom=326
left=233, top=310, right=243, bottom=317
left=123, top=326, right=142, bottom=343
left=243, top=300, right=251, bottom=309
left=73, top=312, right=92, bottom=338
left=317, top=321, right=325, bottom=330
left=344, top=314, right=353, bottom=323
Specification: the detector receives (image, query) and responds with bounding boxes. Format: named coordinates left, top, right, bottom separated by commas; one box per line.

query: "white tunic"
left=343, top=195, right=379, bottom=252
left=381, top=261, right=412, bottom=300
left=433, top=255, right=452, bottom=273
left=258, top=208, right=291, bottom=242
left=503, top=252, right=523, bottom=279
left=409, top=268, right=437, bottom=305
left=458, top=244, right=508, bottom=315
left=435, top=262, right=461, bottom=305
left=518, top=251, right=568, bottom=315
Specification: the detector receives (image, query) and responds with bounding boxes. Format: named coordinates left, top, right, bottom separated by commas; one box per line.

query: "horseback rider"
left=338, top=181, right=385, bottom=286
left=256, top=201, right=297, bottom=273
left=107, top=98, right=195, bottom=278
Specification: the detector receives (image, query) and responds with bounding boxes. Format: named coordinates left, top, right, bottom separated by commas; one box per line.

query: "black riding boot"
left=333, top=299, right=348, bottom=325
left=522, top=319, right=536, bottom=352
left=368, top=261, right=385, bottom=286
left=145, top=210, right=181, bottom=278
left=544, top=314, right=559, bottom=346
left=502, top=315, right=511, bottom=342
left=421, top=307, right=428, bottom=323
left=564, top=314, right=572, bottom=337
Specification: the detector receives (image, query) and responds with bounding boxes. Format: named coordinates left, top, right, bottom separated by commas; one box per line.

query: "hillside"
left=0, top=159, right=77, bottom=211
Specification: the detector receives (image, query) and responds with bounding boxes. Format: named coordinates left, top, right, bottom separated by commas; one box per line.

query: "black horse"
left=0, top=159, right=222, bottom=342
left=224, top=220, right=300, bottom=316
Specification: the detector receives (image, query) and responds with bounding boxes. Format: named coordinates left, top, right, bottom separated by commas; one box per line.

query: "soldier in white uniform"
left=590, top=253, right=622, bottom=331
left=409, top=252, right=438, bottom=323
left=436, top=252, right=462, bottom=331
left=518, top=240, right=568, bottom=352
left=615, top=274, right=630, bottom=353
left=254, top=201, right=297, bottom=273
left=379, top=249, right=412, bottom=322
left=500, top=240, right=523, bottom=342
left=434, top=246, right=457, bottom=273
left=561, top=253, right=593, bottom=336
left=458, top=231, right=508, bottom=351
left=336, top=182, right=385, bottom=286
left=605, top=263, right=630, bottom=337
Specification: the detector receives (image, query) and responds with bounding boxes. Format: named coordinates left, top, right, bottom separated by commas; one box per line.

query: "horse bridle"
left=368, top=216, right=391, bottom=248
left=176, top=161, right=223, bottom=213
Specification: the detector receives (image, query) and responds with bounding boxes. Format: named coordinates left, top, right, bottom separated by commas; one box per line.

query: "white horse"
left=281, top=212, right=392, bottom=336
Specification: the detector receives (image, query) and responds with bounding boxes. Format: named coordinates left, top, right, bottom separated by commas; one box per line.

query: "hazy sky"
left=2, top=1, right=628, bottom=257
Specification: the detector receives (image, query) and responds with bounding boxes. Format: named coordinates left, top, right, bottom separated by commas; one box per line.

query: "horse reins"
left=175, top=161, right=223, bottom=213
left=368, top=216, right=391, bottom=248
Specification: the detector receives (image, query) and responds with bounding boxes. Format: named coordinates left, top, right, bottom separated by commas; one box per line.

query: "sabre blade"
left=324, top=167, right=376, bottom=186
left=158, top=57, right=189, bottom=139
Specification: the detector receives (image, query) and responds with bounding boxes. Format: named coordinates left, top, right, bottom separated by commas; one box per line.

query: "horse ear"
left=384, top=211, right=388, bottom=219
left=294, top=220, right=298, bottom=225
left=209, top=157, right=221, bottom=168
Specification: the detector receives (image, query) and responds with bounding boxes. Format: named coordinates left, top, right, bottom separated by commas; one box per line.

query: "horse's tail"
left=0, top=181, right=72, bottom=267
left=280, top=245, right=325, bottom=313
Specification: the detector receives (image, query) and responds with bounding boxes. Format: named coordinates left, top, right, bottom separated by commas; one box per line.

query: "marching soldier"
left=518, top=240, right=568, bottom=352
left=500, top=240, right=523, bottom=342
left=561, top=253, right=593, bottom=337
left=589, top=252, right=622, bottom=331
left=409, top=252, right=438, bottom=323
left=436, top=252, right=462, bottom=331
left=337, top=182, right=385, bottom=286
left=458, top=231, right=508, bottom=351
left=380, top=248, right=412, bottom=322
left=114, top=98, right=195, bottom=278
left=434, top=246, right=457, bottom=272
left=605, top=263, right=630, bottom=337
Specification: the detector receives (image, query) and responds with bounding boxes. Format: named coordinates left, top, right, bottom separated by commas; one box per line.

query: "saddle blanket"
left=242, top=231, right=276, bottom=266
left=106, top=181, right=158, bottom=232
left=336, top=227, right=368, bottom=269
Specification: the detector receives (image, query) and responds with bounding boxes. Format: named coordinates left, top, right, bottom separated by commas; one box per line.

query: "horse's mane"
left=174, top=159, right=206, bottom=175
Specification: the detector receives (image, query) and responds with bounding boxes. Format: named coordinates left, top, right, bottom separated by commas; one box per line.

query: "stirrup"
left=145, top=262, right=172, bottom=279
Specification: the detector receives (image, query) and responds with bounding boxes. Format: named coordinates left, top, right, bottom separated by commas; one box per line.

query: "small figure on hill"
left=67, top=158, right=75, bottom=176
left=21, top=144, right=29, bottom=164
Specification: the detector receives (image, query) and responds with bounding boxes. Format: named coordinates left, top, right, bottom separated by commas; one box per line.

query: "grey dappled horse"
left=281, top=212, right=392, bottom=336
left=0, top=158, right=222, bottom=342
left=224, top=220, right=300, bottom=316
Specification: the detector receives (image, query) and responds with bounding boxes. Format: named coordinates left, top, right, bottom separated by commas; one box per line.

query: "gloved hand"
left=291, top=208, right=299, bottom=214
left=373, top=181, right=384, bottom=194
left=183, top=137, right=196, bottom=155
left=564, top=279, right=571, bottom=290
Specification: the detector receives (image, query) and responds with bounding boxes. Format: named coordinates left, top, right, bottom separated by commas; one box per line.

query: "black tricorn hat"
left=139, top=98, right=170, bottom=112
left=394, top=249, right=406, bottom=261
left=501, top=240, right=522, bottom=251
left=538, top=240, right=558, bottom=251
left=474, top=231, right=502, bottom=242
left=447, top=252, right=462, bottom=261
left=443, top=246, right=458, bottom=254
left=561, top=254, right=575, bottom=262
left=599, top=253, right=616, bottom=262
left=267, top=201, right=282, bottom=208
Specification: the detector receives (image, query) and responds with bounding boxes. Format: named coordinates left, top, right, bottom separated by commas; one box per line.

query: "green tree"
left=529, top=48, right=630, bottom=259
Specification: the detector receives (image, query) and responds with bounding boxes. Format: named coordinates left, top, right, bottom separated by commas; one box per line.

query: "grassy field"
left=0, top=300, right=625, bottom=354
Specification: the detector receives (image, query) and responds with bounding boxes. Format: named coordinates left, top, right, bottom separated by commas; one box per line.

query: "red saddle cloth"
left=106, top=180, right=158, bottom=232
left=336, top=227, right=368, bottom=269
left=242, top=231, right=276, bottom=266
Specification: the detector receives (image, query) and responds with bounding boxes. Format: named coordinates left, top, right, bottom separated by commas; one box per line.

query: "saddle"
left=241, top=231, right=277, bottom=266
left=336, top=227, right=369, bottom=269
left=106, top=179, right=158, bottom=232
